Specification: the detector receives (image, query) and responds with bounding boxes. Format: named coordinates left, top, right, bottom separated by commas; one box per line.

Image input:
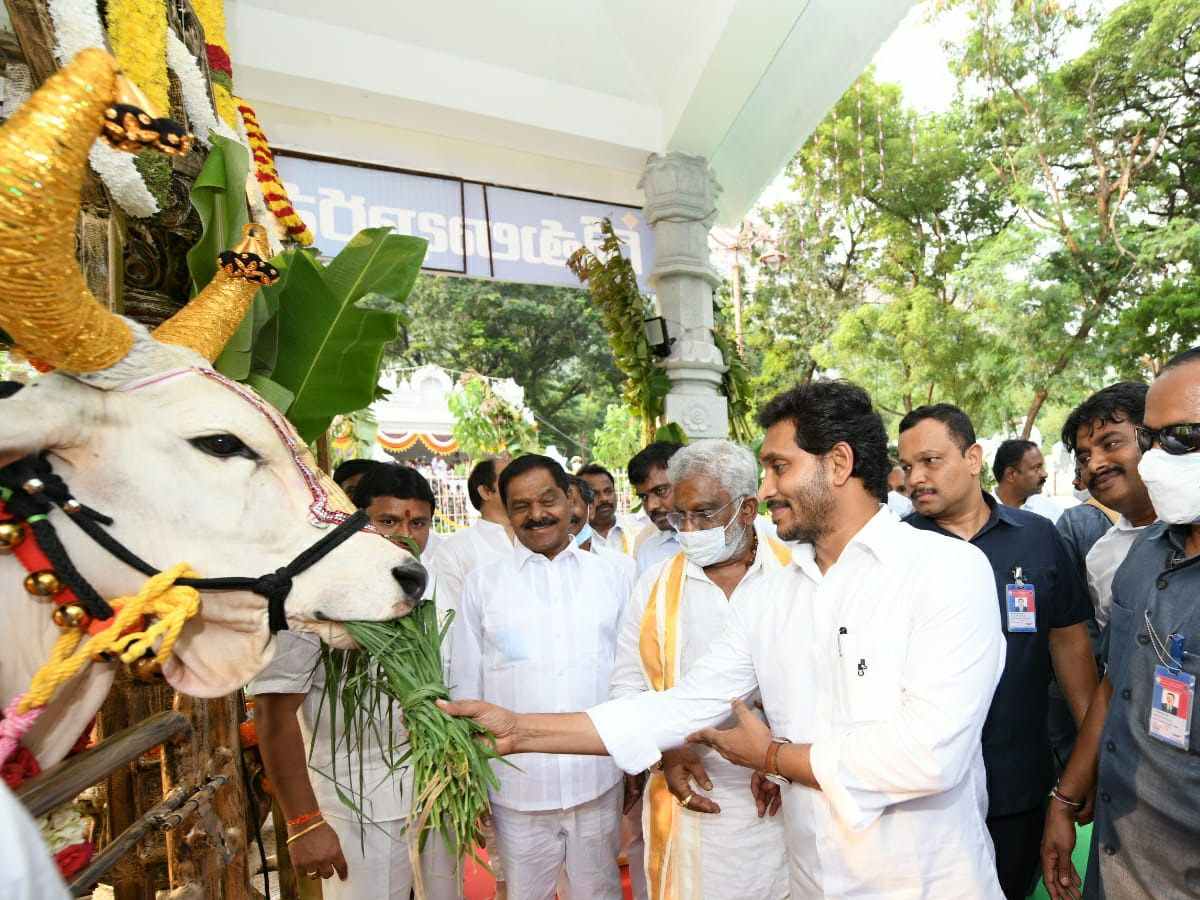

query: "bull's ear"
left=0, top=375, right=81, bottom=462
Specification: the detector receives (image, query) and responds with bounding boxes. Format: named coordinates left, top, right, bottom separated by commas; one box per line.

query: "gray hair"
left=666, top=439, right=758, bottom=499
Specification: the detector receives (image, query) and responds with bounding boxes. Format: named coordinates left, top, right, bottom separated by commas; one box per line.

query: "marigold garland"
left=190, top=0, right=240, bottom=131
left=105, top=0, right=169, bottom=115
left=237, top=99, right=314, bottom=245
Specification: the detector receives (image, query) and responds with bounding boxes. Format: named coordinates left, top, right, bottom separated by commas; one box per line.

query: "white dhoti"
left=490, top=782, right=624, bottom=900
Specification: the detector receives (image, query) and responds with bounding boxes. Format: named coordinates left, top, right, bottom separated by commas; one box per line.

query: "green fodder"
left=322, top=602, right=504, bottom=895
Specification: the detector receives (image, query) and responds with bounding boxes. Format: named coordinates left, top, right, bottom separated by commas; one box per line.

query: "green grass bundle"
left=320, top=600, right=504, bottom=890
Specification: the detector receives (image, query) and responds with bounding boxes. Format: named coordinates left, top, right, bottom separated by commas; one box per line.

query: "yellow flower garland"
left=190, top=0, right=240, bottom=130
left=105, top=0, right=169, bottom=115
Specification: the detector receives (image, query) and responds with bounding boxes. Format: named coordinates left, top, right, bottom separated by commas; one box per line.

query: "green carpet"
left=1029, top=823, right=1092, bottom=899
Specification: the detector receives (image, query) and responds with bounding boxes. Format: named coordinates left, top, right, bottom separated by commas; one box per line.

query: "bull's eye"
left=189, top=434, right=260, bottom=461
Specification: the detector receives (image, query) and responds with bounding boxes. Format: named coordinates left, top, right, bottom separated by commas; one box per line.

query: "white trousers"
left=624, top=797, right=648, bottom=900
left=321, top=813, right=463, bottom=900
left=490, top=782, right=624, bottom=900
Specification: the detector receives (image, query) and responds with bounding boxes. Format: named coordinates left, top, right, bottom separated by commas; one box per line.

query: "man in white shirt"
left=611, top=439, right=789, bottom=900
left=426, top=456, right=513, bottom=623
left=1059, top=382, right=1157, bottom=628
left=886, top=465, right=913, bottom=516
left=443, top=381, right=1007, bottom=899
left=450, top=454, right=633, bottom=900
left=425, top=456, right=513, bottom=898
left=629, top=442, right=684, bottom=577
left=252, top=468, right=459, bottom=900
left=993, top=440, right=1064, bottom=523
left=578, top=463, right=638, bottom=556
left=566, top=475, right=635, bottom=580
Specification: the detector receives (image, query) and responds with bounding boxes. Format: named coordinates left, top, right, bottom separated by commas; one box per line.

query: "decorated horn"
left=0, top=48, right=193, bottom=372
left=153, top=224, right=280, bottom=361
left=0, top=49, right=132, bottom=372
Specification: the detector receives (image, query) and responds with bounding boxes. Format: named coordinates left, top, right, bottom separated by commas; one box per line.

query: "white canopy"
left=229, top=0, right=913, bottom=225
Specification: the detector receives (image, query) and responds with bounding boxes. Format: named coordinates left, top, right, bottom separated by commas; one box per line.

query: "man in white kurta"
left=443, top=382, right=1008, bottom=900
left=450, top=454, right=633, bottom=900
left=610, top=440, right=789, bottom=900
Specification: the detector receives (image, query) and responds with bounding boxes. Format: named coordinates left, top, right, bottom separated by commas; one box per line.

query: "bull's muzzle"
left=392, top=557, right=427, bottom=610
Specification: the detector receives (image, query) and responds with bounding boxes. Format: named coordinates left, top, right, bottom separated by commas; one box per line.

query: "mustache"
left=1092, top=465, right=1124, bottom=480
left=523, top=517, right=559, bottom=530
left=597, top=502, right=615, bottom=511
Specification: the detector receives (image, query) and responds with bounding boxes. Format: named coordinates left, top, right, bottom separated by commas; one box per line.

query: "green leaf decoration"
left=244, top=374, right=294, bottom=412
left=269, top=229, right=428, bottom=443
left=186, top=133, right=255, bottom=379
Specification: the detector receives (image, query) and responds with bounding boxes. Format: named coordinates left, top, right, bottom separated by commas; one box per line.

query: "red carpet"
left=461, top=847, right=633, bottom=900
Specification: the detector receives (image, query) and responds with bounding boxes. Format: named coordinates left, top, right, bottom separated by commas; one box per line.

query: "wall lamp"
left=643, top=316, right=675, bottom=359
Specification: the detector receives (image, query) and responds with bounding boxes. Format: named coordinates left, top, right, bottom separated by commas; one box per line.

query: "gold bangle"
left=285, top=819, right=329, bottom=845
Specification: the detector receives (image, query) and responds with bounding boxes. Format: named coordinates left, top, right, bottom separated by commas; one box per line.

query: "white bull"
left=0, top=49, right=424, bottom=770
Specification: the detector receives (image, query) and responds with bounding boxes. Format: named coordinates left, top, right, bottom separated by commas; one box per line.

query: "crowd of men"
left=251, top=346, right=1200, bottom=900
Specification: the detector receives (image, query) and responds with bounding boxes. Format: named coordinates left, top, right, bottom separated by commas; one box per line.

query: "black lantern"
left=643, top=316, right=675, bottom=358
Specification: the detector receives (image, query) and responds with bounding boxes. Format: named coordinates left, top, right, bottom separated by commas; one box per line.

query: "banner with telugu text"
left=275, top=153, right=655, bottom=290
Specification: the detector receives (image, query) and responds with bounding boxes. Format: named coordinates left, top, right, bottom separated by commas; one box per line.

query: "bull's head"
left=0, top=50, right=423, bottom=762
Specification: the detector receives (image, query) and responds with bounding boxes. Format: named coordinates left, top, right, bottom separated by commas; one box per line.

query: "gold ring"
left=679, top=792, right=694, bottom=809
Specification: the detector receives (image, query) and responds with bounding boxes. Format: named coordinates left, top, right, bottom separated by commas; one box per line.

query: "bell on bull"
left=0, top=48, right=423, bottom=770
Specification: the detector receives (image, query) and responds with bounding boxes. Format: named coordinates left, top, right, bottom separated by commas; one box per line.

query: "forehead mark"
left=115, top=368, right=354, bottom=526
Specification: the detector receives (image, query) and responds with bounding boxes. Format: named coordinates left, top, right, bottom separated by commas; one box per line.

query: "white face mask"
left=1072, top=487, right=1091, bottom=502
left=1137, top=448, right=1200, bottom=524
left=676, top=514, right=750, bottom=567
left=573, top=521, right=594, bottom=547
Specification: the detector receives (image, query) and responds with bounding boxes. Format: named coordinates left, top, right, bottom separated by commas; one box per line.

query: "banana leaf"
left=185, top=133, right=256, bottom=379
left=269, top=229, right=427, bottom=442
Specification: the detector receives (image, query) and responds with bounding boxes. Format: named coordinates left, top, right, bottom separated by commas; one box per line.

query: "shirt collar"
left=513, top=533, right=582, bottom=568
left=791, top=506, right=904, bottom=580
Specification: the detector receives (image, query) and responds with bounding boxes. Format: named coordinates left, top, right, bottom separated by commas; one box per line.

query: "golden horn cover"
left=0, top=48, right=133, bottom=372
left=153, top=224, right=279, bottom=361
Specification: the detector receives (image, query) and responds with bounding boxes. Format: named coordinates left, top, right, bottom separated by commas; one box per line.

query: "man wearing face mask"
left=609, top=440, right=790, bottom=900
left=1041, top=348, right=1200, bottom=900
left=566, top=475, right=635, bottom=578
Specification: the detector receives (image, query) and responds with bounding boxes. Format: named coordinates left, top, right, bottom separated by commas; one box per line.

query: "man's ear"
left=826, top=441, right=856, bottom=487
left=966, top=443, right=984, bottom=476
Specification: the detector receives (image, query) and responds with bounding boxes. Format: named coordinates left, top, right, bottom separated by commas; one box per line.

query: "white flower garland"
left=48, top=0, right=160, bottom=217
left=165, top=30, right=237, bottom=149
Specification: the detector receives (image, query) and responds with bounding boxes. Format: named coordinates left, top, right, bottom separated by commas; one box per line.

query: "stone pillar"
left=639, top=151, right=728, bottom=439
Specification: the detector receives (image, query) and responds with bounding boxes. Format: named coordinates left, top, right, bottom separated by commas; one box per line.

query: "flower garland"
left=105, top=0, right=168, bottom=114
left=189, top=0, right=240, bottom=131
left=48, top=0, right=159, bottom=217
left=237, top=99, right=314, bottom=245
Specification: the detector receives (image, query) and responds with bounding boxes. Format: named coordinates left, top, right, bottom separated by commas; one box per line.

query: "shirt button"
left=1157, top=578, right=1169, bottom=589
left=1138, top=634, right=1151, bottom=645
left=1106, top=741, right=1116, bottom=752
left=1100, top=791, right=1111, bottom=803
left=1122, top=689, right=1132, bottom=700
left=1103, top=845, right=1117, bottom=856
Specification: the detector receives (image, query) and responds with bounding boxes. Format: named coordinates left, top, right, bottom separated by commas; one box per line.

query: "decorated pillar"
left=639, top=151, right=728, bottom=439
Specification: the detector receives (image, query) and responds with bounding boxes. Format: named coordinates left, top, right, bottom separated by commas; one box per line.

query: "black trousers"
left=987, top=804, right=1046, bottom=900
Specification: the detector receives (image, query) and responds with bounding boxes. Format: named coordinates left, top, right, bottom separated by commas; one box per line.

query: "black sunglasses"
left=1135, top=423, right=1200, bottom=455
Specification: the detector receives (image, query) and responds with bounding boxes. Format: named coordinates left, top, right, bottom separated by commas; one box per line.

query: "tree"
left=393, top=274, right=624, bottom=456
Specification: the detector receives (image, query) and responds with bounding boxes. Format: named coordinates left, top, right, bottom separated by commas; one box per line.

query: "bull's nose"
left=392, top=558, right=427, bottom=603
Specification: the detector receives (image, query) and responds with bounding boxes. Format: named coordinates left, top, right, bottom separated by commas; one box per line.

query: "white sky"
left=871, top=2, right=962, bottom=114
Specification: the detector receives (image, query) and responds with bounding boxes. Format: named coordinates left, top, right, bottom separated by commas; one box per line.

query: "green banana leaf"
left=269, top=229, right=427, bottom=443
left=185, top=134, right=255, bottom=379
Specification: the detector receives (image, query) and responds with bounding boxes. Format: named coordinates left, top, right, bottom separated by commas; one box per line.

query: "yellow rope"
left=18, top=564, right=202, bottom=713
left=434, top=510, right=467, bottom=531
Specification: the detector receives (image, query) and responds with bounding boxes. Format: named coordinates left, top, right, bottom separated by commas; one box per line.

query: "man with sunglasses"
left=1042, top=348, right=1200, bottom=900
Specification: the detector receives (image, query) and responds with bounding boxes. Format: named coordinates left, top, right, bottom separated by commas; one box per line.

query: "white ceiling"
left=228, top=0, right=913, bottom=225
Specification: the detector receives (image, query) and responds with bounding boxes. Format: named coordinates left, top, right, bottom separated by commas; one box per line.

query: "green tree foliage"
left=393, top=273, right=623, bottom=457
left=567, top=220, right=669, bottom=445
left=446, top=371, right=540, bottom=461
left=589, top=403, right=642, bottom=470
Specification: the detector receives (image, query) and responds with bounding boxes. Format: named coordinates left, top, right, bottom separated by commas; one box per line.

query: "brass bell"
left=24, top=569, right=63, bottom=597
left=128, top=655, right=165, bottom=682
left=52, top=604, right=88, bottom=629
left=0, top=520, right=25, bottom=552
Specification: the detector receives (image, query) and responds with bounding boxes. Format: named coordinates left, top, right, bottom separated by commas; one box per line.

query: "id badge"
left=1005, top=583, right=1036, bottom=633
left=1149, top=664, right=1194, bottom=750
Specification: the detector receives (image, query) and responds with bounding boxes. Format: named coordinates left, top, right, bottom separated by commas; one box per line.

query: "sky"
left=871, top=3, right=963, bottom=114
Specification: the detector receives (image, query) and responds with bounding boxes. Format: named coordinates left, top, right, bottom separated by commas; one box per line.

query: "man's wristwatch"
left=764, top=737, right=792, bottom=785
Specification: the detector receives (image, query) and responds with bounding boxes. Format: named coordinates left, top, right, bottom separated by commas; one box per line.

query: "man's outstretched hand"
left=437, top=699, right=520, bottom=755
left=686, top=698, right=772, bottom=771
